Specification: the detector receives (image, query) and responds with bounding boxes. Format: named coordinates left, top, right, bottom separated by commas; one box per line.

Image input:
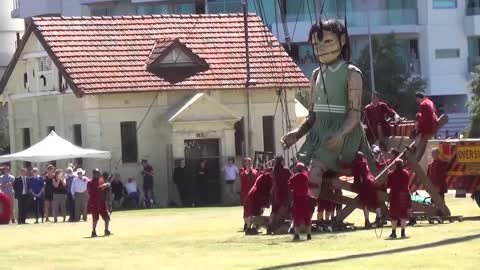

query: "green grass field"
left=1, top=195, right=479, bottom=270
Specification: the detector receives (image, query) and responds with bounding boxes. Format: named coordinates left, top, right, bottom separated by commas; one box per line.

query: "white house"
left=0, top=14, right=309, bottom=206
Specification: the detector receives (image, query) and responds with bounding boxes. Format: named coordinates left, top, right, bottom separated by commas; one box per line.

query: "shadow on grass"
left=462, top=216, right=480, bottom=221
left=257, top=233, right=480, bottom=270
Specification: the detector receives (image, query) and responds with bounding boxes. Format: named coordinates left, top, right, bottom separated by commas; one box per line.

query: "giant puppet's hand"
left=281, top=67, right=319, bottom=149
left=326, top=66, right=363, bottom=151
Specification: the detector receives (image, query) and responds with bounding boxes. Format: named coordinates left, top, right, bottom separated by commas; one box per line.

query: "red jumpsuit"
left=240, top=168, right=259, bottom=218
left=416, top=98, right=438, bottom=136
left=427, top=159, right=449, bottom=197
left=387, top=168, right=412, bottom=220
left=245, top=173, right=273, bottom=217
left=365, top=102, right=397, bottom=144
left=317, top=191, right=335, bottom=214
left=87, top=177, right=110, bottom=222
left=352, top=158, right=379, bottom=210
left=289, top=171, right=312, bottom=227
left=271, top=168, right=292, bottom=214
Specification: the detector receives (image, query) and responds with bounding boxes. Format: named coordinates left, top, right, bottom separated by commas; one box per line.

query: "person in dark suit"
left=13, top=168, right=31, bottom=224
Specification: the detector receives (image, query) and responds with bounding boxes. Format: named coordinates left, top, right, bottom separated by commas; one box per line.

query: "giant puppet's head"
left=308, top=19, right=351, bottom=65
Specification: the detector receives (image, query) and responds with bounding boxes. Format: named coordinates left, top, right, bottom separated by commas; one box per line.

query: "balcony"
left=273, top=8, right=419, bottom=43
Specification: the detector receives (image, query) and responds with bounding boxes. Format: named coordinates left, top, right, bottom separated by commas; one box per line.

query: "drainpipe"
left=242, top=0, right=252, bottom=157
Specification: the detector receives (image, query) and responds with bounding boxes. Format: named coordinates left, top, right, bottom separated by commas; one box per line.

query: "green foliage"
left=468, top=66, right=480, bottom=138
left=356, top=33, right=426, bottom=119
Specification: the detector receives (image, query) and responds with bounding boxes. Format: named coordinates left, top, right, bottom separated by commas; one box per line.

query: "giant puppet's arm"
left=281, top=68, right=319, bottom=148
left=325, top=67, right=363, bottom=152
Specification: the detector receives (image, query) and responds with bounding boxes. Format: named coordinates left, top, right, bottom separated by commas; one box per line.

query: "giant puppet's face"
left=311, top=30, right=345, bottom=65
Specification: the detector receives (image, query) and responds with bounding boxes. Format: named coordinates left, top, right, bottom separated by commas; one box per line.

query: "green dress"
left=297, top=60, right=376, bottom=172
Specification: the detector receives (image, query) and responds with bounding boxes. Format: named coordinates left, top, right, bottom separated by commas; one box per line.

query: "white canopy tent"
left=0, top=131, right=111, bottom=163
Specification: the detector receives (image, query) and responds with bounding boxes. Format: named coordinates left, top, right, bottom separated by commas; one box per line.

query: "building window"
left=433, top=0, right=457, bottom=9
left=120, top=121, right=138, bottom=163
left=23, top=128, right=31, bottom=168
left=73, top=124, right=83, bottom=167
left=91, top=7, right=114, bottom=16
left=435, top=49, right=460, bottom=59
left=262, top=116, right=275, bottom=153
left=39, top=57, right=52, bottom=72
left=208, top=0, right=242, bottom=13
left=467, top=0, right=480, bottom=15
left=136, top=3, right=170, bottom=15
left=234, top=118, right=245, bottom=157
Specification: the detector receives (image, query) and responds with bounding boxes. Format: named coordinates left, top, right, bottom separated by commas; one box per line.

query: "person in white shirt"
left=71, top=168, right=89, bottom=221
left=222, top=158, right=239, bottom=204
left=125, top=177, right=139, bottom=207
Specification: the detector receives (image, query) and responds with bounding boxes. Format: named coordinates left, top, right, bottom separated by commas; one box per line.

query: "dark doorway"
left=184, top=139, right=221, bottom=205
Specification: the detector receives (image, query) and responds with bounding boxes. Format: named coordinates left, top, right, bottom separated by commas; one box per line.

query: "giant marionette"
left=281, top=20, right=374, bottom=199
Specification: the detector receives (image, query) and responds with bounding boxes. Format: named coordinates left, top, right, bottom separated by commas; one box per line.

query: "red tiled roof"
left=30, top=14, right=309, bottom=96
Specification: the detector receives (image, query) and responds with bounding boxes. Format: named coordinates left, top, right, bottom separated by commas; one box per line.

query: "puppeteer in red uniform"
left=288, top=163, right=313, bottom=240
left=351, top=152, right=383, bottom=228
left=270, top=156, right=292, bottom=232
left=414, top=92, right=439, bottom=161
left=387, top=159, right=412, bottom=239
left=364, top=91, right=400, bottom=148
left=244, top=170, right=273, bottom=235
left=240, top=158, right=259, bottom=231
left=87, top=169, right=111, bottom=237
left=427, top=148, right=449, bottom=198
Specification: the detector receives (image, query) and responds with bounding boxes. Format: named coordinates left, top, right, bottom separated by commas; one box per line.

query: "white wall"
left=421, top=0, right=469, bottom=97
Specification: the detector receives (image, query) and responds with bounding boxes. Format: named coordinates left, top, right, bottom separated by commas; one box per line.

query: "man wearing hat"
left=288, top=162, right=314, bottom=241
left=65, top=166, right=76, bottom=222
left=71, top=168, right=89, bottom=222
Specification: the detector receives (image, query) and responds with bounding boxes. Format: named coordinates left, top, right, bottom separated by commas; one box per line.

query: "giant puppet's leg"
left=308, top=160, right=327, bottom=199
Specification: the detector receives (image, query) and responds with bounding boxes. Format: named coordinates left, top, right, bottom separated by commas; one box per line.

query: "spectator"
left=13, top=168, right=30, bottom=224
left=0, top=166, right=16, bottom=223
left=30, top=168, right=45, bottom=223
left=44, top=165, right=55, bottom=222
left=71, top=168, right=89, bottom=221
left=195, top=160, right=208, bottom=206
left=125, top=177, right=139, bottom=207
left=141, top=159, right=154, bottom=207
left=110, top=173, right=124, bottom=210
left=65, top=167, right=76, bottom=222
left=222, top=157, right=239, bottom=204
left=173, top=159, right=190, bottom=207
left=52, top=169, right=67, bottom=222
left=102, top=172, right=112, bottom=212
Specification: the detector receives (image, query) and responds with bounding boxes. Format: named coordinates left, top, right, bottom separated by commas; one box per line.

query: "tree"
left=356, top=33, right=426, bottom=119
left=468, top=66, right=480, bottom=138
